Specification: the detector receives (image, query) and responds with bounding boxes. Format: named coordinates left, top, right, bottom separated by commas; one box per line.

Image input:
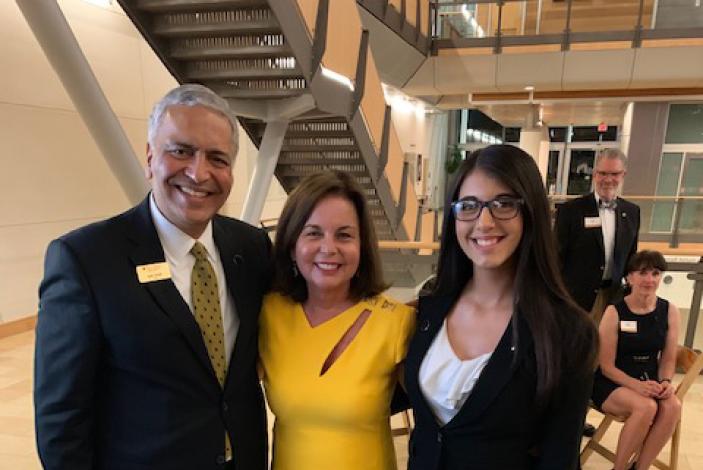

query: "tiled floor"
left=2, top=331, right=701, bottom=469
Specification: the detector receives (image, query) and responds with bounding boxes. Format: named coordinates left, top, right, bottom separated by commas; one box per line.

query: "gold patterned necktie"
left=190, top=242, right=231, bottom=459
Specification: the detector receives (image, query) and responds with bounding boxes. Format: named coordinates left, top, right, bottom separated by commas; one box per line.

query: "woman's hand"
left=631, top=379, right=662, bottom=398
left=656, top=380, right=675, bottom=399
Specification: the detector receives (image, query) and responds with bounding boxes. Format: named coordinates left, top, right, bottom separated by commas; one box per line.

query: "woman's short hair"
left=272, top=170, right=388, bottom=302
left=626, top=250, right=667, bottom=274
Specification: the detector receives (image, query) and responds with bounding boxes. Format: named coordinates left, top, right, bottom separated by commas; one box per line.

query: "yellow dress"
left=259, top=292, right=415, bottom=470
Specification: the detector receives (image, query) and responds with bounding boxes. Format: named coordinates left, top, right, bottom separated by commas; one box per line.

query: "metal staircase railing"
left=118, top=0, right=427, bottom=283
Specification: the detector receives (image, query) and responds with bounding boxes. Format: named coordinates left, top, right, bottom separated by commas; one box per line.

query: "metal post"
left=684, top=271, right=703, bottom=348
left=16, top=0, right=148, bottom=205
left=633, top=0, right=645, bottom=48
left=495, top=1, right=504, bottom=53
left=536, top=0, right=543, bottom=34
left=562, top=0, right=573, bottom=51
left=241, top=121, right=288, bottom=225
left=670, top=196, right=684, bottom=248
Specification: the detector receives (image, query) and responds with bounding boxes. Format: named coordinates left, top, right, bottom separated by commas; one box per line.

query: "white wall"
left=0, top=0, right=285, bottom=322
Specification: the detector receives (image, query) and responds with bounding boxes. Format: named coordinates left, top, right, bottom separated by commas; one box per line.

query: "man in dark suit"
left=35, top=84, right=271, bottom=470
left=555, top=148, right=640, bottom=321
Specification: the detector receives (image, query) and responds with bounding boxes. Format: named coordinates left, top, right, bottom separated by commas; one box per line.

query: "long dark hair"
left=272, top=170, right=388, bottom=303
left=433, top=145, right=596, bottom=403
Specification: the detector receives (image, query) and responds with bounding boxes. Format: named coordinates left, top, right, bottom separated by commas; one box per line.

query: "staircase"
left=118, top=0, right=425, bottom=284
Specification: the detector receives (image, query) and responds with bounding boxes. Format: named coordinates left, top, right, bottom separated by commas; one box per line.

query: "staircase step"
left=283, top=129, right=353, bottom=138
left=281, top=145, right=358, bottom=152
left=277, top=167, right=369, bottom=178
left=172, top=44, right=291, bottom=60
left=153, top=10, right=280, bottom=36
left=137, top=0, right=267, bottom=12
left=215, top=88, right=307, bottom=99
left=208, top=77, right=307, bottom=95
left=277, top=156, right=364, bottom=165
left=187, top=67, right=302, bottom=80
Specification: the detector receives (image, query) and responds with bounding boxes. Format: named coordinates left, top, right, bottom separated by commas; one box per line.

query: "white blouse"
left=419, top=319, right=493, bottom=425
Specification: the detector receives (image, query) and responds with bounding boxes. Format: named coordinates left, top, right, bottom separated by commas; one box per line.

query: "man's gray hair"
left=595, top=148, right=627, bottom=169
left=148, top=84, right=238, bottom=153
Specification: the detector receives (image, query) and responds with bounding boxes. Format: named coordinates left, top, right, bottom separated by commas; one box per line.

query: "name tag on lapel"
left=620, top=320, right=637, bottom=333
left=136, top=262, right=171, bottom=283
left=584, top=217, right=602, bottom=228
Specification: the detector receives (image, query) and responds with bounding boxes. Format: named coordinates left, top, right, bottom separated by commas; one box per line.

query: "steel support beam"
left=241, top=121, right=288, bottom=225
left=16, top=0, right=148, bottom=205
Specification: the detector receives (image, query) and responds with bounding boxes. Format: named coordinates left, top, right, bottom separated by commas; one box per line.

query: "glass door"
left=566, top=149, right=597, bottom=195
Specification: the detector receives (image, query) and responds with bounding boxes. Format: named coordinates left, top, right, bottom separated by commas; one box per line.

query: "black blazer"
left=555, top=193, right=640, bottom=311
left=405, top=294, right=592, bottom=470
left=35, top=198, right=272, bottom=470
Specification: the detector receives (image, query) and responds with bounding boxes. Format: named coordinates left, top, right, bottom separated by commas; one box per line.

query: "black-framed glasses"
left=451, top=196, right=524, bottom=221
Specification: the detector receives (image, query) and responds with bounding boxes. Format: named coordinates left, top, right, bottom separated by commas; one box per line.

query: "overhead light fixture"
left=524, top=85, right=535, bottom=91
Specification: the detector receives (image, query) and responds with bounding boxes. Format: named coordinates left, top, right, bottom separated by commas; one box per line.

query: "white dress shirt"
left=149, top=195, right=238, bottom=362
left=419, top=319, right=493, bottom=425
left=595, top=193, right=616, bottom=281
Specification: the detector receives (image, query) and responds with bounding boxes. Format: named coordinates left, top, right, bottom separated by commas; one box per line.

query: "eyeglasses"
left=595, top=170, right=624, bottom=178
left=451, top=197, right=524, bottom=221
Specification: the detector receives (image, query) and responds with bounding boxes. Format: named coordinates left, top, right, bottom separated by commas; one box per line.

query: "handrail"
left=430, top=0, right=703, bottom=51
left=550, top=195, right=703, bottom=202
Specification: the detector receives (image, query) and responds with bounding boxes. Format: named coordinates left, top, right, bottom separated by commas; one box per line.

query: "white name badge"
left=584, top=217, right=602, bottom=228
left=136, top=262, right=171, bottom=284
left=620, top=320, right=638, bottom=333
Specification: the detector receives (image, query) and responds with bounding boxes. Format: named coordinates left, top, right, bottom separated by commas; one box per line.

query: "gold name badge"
left=136, top=262, right=171, bottom=284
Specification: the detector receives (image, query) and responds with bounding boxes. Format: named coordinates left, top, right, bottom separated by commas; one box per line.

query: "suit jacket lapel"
left=126, top=198, right=217, bottom=381
left=585, top=193, right=605, bottom=254
left=613, top=197, right=627, bottom=259
left=407, top=294, right=455, bottom=429
left=212, top=218, right=250, bottom=386
left=444, top=316, right=528, bottom=429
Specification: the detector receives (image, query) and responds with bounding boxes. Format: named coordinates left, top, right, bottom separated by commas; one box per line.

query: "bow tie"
left=599, top=199, right=617, bottom=210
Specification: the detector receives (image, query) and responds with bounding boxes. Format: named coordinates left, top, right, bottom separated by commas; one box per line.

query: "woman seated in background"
left=258, top=170, right=415, bottom=470
left=405, top=144, right=597, bottom=470
left=593, top=250, right=681, bottom=470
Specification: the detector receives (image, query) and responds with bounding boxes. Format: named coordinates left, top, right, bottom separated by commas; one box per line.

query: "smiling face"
left=146, top=105, right=235, bottom=238
left=454, top=169, right=524, bottom=274
left=293, top=195, right=361, bottom=300
left=627, top=267, right=662, bottom=297
left=593, top=156, right=626, bottom=202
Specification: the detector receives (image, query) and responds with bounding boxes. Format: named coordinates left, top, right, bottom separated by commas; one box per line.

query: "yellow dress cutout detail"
left=260, top=292, right=415, bottom=470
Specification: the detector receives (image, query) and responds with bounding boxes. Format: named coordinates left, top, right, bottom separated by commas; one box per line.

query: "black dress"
left=592, top=297, right=669, bottom=409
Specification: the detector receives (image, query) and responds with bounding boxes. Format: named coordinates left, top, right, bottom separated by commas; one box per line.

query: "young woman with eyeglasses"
left=404, top=145, right=597, bottom=470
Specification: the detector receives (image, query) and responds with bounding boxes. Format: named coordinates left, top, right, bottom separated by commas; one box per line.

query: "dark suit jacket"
left=555, top=193, right=640, bottom=311
left=405, top=294, right=592, bottom=470
left=35, top=198, right=272, bottom=470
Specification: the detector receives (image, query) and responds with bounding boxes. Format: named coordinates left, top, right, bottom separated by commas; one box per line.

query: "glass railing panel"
left=321, top=0, right=360, bottom=81
left=296, top=0, right=320, bottom=39
left=568, top=0, right=653, bottom=34
left=651, top=0, right=703, bottom=30
left=420, top=0, right=430, bottom=36
left=406, top=0, right=418, bottom=30
left=359, top=50, right=387, bottom=154
left=432, top=0, right=703, bottom=42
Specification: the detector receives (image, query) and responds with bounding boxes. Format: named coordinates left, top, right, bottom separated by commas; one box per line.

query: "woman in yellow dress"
left=259, top=170, right=415, bottom=470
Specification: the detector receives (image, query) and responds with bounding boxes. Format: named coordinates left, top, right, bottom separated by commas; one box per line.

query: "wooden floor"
left=2, top=331, right=702, bottom=469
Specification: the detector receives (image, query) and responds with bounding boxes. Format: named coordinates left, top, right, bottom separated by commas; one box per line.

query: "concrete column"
left=519, top=127, right=550, bottom=184
left=241, top=121, right=288, bottom=225
left=16, top=0, right=149, bottom=205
